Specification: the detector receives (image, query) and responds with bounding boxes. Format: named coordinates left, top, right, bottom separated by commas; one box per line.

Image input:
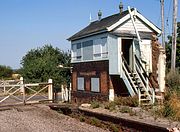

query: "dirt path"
left=0, top=104, right=109, bottom=132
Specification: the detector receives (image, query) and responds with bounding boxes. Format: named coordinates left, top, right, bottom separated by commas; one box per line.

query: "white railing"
left=0, top=78, right=54, bottom=105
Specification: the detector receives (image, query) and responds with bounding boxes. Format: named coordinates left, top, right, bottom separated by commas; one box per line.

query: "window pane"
left=72, top=44, right=77, bottom=58
left=101, top=37, right=108, bottom=58
left=82, top=40, right=93, bottom=60
left=76, top=43, right=81, bottom=59
left=77, top=77, right=84, bottom=90
left=91, top=78, right=100, bottom=92
left=94, top=39, right=101, bottom=54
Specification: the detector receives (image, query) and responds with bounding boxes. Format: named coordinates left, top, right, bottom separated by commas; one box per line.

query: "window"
left=93, top=39, right=101, bottom=58
left=91, top=78, right=100, bottom=92
left=82, top=40, right=93, bottom=60
left=101, top=37, right=108, bottom=58
left=76, top=43, right=81, bottom=60
left=72, top=44, right=77, bottom=60
left=71, top=43, right=81, bottom=61
left=77, top=77, right=84, bottom=90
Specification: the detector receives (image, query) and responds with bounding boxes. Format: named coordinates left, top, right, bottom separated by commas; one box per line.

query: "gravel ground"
left=0, top=104, right=109, bottom=132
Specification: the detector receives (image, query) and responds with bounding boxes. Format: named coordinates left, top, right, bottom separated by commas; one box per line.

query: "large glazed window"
left=77, top=77, right=84, bottom=90
left=82, top=40, right=93, bottom=60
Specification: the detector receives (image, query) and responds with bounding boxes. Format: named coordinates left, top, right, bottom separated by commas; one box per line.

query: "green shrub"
left=104, top=101, right=116, bottom=111
left=90, top=101, right=100, bottom=109
left=110, top=124, right=119, bottom=132
left=90, top=117, right=101, bottom=127
left=120, top=106, right=132, bottom=113
left=166, top=69, right=180, bottom=92
left=79, top=115, right=85, bottom=122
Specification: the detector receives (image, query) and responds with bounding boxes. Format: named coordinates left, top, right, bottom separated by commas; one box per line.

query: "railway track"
left=49, top=104, right=169, bottom=132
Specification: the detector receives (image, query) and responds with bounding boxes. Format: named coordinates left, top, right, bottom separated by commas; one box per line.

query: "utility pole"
left=171, top=0, right=178, bottom=70
left=160, top=0, right=165, bottom=49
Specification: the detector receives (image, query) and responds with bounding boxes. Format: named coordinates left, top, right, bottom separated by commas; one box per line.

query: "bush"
left=166, top=69, right=180, bottom=92
left=79, top=115, right=85, bottom=122
left=0, top=65, right=13, bottom=79
left=90, top=101, right=100, bottom=109
left=163, top=91, right=180, bottom=121
left=90, top=117, right=101, bottom=127
left=104, top=101, right=116, bottom=111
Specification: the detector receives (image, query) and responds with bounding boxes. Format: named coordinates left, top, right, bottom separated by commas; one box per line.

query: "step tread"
left=140, top=98, right=151, bottom=101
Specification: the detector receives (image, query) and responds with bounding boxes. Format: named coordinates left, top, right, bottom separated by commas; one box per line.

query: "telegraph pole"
left=171, top=0, right=178, bottom=70
left=160, top=0, right=165, bottom=49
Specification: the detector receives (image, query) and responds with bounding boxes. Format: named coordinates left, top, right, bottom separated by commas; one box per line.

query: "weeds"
left=114, top=96, right=139, bottom=107
left=90, top=101, right=100, bottom=109
left=79, top=115, right=85, bottom=122
left=104, top=101, right=116, bottom=111
left=90, top=117, right=101, bottom=127
left=110, top=124, right=119, bottom=132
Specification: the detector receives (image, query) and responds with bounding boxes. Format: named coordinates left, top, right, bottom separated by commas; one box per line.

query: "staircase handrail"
left=135, top=54, right=154, bottom=89
left=122, top=55, right=138, bottom=94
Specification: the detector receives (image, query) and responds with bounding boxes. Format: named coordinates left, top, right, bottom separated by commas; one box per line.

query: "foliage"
left=166, top=69, right=180, bottom=91
left=109, top=124, right=119, bottom=132
left=79, top=115, right=86, bottom=122
left=90, top=100, right=100, bottom=109
left=114, top=96, right=139, bottom=107
left=90, top=117, right=101, bottom=127
left=0, top=65, right=13, bottom=79
left=104, top=101, right=116, bottom=111
left=20, top=45, right=71, bottom=87
left=160, top=91, right=180, bottom=121
left=166, top=22, right=180, bottom=68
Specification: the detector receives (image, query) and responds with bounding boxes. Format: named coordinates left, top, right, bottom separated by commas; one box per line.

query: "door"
left=121, top=39, right=133, bottom=68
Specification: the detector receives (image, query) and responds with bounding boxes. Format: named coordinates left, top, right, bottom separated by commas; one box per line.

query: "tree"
left=0, top=65, right=13, bottom=79
left=20, top=45, right=71, bottom=87
left=166, top=22, right=180, bottom=68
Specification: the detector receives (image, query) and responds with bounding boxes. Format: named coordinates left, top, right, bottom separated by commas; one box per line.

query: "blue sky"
left=0, top=0, right=179, bottom=69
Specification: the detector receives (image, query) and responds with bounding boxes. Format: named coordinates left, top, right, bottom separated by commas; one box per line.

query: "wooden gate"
left=0, top=77, right=53, bottom=106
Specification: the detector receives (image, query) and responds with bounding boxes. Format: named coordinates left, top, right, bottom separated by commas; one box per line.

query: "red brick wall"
left=71, top=60, right=109, bottom=103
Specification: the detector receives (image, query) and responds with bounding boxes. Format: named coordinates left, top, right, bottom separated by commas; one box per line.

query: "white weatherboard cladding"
left=115, top=18, right=152, bottom=33
left=140, top=40, right=152, bottom=72
left=108, top=35, right=120, bottom=75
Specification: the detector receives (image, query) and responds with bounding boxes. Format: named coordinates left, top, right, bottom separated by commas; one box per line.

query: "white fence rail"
left=0, top=77, right=54, bottom=106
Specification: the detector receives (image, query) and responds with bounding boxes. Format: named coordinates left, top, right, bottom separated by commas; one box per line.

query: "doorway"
left=121, top=39, right=133, bottom=67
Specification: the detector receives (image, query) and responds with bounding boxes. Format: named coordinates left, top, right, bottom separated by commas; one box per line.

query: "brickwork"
left=71, top=60, right=109, bottom=103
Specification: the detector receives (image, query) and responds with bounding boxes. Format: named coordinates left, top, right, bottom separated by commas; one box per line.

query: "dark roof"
left=68, top=9, right=131, bottom=41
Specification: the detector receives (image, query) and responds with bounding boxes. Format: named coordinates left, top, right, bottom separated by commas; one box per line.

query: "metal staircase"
left=121, top=55, right=155, bottom=106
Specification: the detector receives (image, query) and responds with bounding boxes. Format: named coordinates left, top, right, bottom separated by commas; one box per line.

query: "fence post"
left=20, top=77, right=26, bottom=105
left=61, top=85, right=64, bottom=102
left=3, top=80, right=6, bottom=93
left=68, top=83, right=72, bottom=102
left=48, top=79, right=53, bottom=102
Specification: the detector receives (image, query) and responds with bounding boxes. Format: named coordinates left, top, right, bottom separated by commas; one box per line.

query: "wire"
left=166, top=0, right=172, bottom=37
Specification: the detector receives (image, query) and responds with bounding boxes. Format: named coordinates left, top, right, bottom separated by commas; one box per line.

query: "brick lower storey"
left=71, top=60, right=129, bottom=103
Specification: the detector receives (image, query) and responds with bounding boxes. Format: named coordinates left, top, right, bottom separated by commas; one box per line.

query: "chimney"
left=98, top=10, right=102, bottom=21
left=119, top=2, right=123, bottom=14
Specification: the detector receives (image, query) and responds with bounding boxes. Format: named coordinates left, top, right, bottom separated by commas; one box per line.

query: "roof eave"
left=67, top=29, right=108, bottom=41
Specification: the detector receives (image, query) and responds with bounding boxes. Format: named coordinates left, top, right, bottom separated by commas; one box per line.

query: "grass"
left=153, top=69, right=180, bottom=121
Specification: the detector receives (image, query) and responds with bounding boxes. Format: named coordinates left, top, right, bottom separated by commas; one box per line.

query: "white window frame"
left=91, top=77, right=100, bottom=92
left=77, top=77, right=84, bottom=91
